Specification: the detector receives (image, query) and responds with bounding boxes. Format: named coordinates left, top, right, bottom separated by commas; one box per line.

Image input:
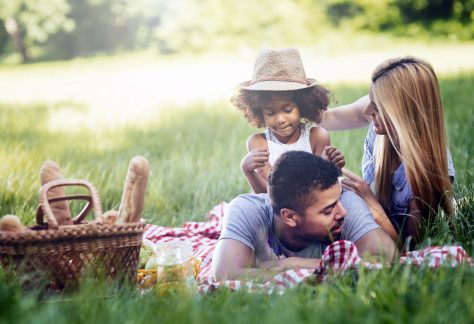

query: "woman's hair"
left=231, top=85, right=331, bottom=128
left=371, top=56, right=453, bottom=218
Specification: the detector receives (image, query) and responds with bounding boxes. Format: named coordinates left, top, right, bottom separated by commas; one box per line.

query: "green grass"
left=0, top=72, right=473, bottom=323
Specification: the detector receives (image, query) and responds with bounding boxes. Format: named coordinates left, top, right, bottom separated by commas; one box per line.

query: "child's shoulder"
left=246, top=132, right=268, bottom=149
left=309, top=125, right=330, bottom=145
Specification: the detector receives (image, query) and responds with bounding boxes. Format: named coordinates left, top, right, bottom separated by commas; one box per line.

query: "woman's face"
left=364, top=85, right=388, bottom=135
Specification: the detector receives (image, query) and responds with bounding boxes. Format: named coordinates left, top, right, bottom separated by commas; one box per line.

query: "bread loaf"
left=99, top=210, right=118, bottom=225
left=0, top=215, right=26, bottom=232
left=118, top=156, right=150, bottom=223
left=40, top=160, right=73, bottom=226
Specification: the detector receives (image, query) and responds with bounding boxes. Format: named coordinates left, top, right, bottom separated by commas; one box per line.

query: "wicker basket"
left=0, top=179, right=144, bottom=291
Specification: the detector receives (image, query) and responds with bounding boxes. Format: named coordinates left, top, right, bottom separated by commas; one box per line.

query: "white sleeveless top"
left=265, top=123, right=314, bottom=166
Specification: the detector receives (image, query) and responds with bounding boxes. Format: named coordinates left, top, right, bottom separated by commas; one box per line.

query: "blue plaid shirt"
left=362, top=124, right=455, bottom=231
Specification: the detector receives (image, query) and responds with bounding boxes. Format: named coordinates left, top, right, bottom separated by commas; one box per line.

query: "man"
left=212, top=151, right=396, bottom=281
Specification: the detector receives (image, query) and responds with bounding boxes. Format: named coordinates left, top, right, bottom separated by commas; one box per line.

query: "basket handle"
left=38, top=179, right=103, bottom=229
left=36, top=195, right=94, bottom=226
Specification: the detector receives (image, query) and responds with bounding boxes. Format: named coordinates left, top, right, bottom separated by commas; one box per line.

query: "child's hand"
left=321, top=146, right=345, bottom=168
left=241, top=149, right=269, bottom=174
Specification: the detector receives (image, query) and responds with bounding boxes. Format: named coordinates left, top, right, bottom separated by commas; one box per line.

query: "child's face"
left=262, top=96, right=301, bottom=142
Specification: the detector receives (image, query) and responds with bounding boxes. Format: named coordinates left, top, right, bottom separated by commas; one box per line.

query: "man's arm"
left=354, top=228, right=398, bottom=263
left=212, top=238, right=278, bottom=282
left=212, top=239, right=321, bottom=281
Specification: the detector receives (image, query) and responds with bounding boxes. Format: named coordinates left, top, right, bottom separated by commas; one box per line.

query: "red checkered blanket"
left=143, top=202, right=473, bottom=293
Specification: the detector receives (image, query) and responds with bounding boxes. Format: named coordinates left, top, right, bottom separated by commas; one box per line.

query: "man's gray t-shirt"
left=219, top=190, right=380, bottom=264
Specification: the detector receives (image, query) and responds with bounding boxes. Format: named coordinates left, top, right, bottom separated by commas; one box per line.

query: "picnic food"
left=99, top=210, right=118, bottom=225
left=0, top=215, right=26, bottom=232
left=137, top=269, right=157, bottom=289
left=118, top=156, right=150, bottom=223
left=155, top=242, right=195, bottom=289
left=139, top=238, right=156, bottom=268
left=137, top=240, right=201, bottom=292
left=40, top=160, right=73, bottom=226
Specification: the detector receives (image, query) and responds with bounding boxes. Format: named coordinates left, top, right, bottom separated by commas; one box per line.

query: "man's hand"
left=321, top=146, right=345, bottom=168
left=259, top=257, right=321, bottom=272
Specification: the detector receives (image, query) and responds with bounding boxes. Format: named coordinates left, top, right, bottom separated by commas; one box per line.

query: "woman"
left=321, top=56, right=455, bottom=246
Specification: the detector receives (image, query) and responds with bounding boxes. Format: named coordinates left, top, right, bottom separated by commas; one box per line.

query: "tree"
left=0, top=0, right=74, bottom=63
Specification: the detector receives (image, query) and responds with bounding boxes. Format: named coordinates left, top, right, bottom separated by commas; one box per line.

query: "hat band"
left=249, top=78, right=310, bottom=86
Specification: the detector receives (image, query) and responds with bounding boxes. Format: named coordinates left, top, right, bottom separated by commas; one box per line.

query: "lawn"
left=0, top=63, right=473, bottom=322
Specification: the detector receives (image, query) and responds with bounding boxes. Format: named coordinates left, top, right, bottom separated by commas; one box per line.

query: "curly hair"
left=268, top=151, right=340, bottom=215
left=231, top=85, right=331, bottom=128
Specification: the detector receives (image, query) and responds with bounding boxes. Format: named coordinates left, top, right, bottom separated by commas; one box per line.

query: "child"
left=232, top=48, right=345, bottom=193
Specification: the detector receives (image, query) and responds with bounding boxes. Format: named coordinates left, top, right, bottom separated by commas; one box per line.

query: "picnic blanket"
left=143, top=202, right=472, bottom=293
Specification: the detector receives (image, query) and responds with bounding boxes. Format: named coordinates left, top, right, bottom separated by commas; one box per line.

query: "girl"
left=321, top=56, right=455, bottom=245
left=232, top=48, right=345, bottom=194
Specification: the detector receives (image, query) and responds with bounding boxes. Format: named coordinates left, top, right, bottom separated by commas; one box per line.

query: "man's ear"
left=279, top=208, right=301, bottom=227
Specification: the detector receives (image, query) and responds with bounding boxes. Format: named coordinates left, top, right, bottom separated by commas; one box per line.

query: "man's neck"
left=273, top=214, right=312, bottom=252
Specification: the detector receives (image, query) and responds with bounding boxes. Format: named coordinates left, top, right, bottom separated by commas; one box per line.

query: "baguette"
left=0, top=215, right=26, bottom=232
left=40, top=160, right=74, bottom=226
left=117, top=156, right=150, bottom=223
left=99, top=210, right=118, bottom=225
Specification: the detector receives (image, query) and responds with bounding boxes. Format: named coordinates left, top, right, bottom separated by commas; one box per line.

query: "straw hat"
left=240, top=48, right=316, bottom=91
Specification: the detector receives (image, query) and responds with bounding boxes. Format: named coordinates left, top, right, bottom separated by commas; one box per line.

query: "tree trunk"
left=4, top=17, right=29, bottom=63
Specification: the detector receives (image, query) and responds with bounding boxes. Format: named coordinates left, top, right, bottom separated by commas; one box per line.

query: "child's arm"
left=310, top=127, right=345, bottom=168
left=241, top=134, right=270, bottom=193
left=320, top=95, right=371, bottom=131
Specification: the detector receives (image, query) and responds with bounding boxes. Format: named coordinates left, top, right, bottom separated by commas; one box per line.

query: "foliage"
left=0, top=265, right=473, bottom=323
left=0, top=72, right=472, bottom=236
left=325, top=0, right=474, bottom=39
left=1, top=0, right=473, bottom=62
left=0, top=0, right=74, bottom=61
left=153, top=0, right=321, bottom=53
left=0, top=60, right=473, bottom=322
left=45, top=0, right=157, bottom=59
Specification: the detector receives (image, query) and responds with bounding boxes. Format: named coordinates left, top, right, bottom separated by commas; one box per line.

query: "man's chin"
left=320, top=233, right=342, bottom=244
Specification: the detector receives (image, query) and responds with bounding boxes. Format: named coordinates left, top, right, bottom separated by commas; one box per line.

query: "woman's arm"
left=341, top=168, right=399, bottom=242
left=320, top=95, right=371, bottom=131
left=405, top=199, right=423, bottom=244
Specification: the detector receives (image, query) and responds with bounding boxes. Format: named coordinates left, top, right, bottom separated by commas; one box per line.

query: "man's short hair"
left=268, top=151, right=341, bottom=215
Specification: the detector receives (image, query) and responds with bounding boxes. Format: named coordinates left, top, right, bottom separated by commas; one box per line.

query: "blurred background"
left=1, top=0, right=473, bottom=223
left=0, top=0, right=473, bottom=130
left=1, top=0, right=474, bottom=62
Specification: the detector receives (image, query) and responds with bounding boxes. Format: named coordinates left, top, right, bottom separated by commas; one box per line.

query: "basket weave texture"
left=0, top=179, right=144, bottom=290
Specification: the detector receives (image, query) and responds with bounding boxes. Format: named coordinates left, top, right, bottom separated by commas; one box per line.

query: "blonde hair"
left=371, top=56, right=453, bottom=218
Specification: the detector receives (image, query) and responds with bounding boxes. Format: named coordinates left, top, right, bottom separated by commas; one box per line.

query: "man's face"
left=296, top=182, right=346, bottom=242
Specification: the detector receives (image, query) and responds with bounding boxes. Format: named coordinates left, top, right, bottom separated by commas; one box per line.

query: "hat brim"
left=240, top=78, right=317, bottom=91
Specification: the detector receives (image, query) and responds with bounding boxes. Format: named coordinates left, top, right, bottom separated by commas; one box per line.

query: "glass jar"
left=154, top=241, right=195, bottom=295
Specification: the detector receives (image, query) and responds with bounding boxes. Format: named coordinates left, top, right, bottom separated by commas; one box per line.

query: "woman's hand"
left=342, top=168, right=399, bottom=242
left=241, top=149, right=269, bottom=174
left=340, top=168, right=375, bottom=202
left=321, top=146, right=345, bottom=168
